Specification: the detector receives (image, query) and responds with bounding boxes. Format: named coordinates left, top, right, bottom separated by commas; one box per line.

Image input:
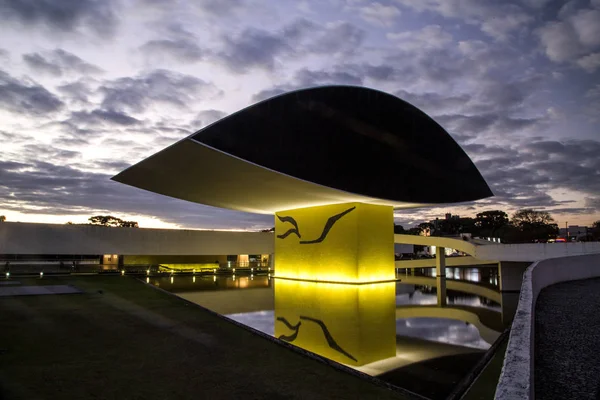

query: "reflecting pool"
left=149, top=267, right=512, bottom=399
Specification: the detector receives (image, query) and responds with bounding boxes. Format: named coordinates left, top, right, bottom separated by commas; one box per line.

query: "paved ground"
left=0, top=285, right=81, bottom=296
left=535, top=278, right=600, bottom=400
left=0, top=276, right=420, bottom=400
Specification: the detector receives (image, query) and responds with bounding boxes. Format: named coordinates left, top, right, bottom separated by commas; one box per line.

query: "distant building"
left=559, top=225, right=589, bottom=241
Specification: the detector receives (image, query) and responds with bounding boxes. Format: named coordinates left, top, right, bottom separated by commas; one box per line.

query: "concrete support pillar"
left=499, top=262, right=531, bottom=292
left=436, top=246, right=447, bottom=306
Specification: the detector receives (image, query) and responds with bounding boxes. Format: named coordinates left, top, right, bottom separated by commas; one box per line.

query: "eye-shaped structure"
left=112, top=86, right=492, bottom=213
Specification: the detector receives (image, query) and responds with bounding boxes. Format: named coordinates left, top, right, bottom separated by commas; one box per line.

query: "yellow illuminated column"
left=274, top=280, right=396, bottom=366
left=274, top=202, right=395, bottom=283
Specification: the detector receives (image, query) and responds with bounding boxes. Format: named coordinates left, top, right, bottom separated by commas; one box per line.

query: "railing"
left=495, top=253, right=600, bottom=399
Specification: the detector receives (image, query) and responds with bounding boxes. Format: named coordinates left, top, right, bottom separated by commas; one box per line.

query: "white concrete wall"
left=495, top=253, right=600, bottom=400
left=0, top=222, right=274, bottom=256
left=477, top=242, right=600, bottom=262
left=395, top=234, right=600, bottom=262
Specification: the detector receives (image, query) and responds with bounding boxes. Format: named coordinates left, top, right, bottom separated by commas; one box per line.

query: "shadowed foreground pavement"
left=0, top=276, right=420, bottom=400
left=535, top=278, right=600, bottom=400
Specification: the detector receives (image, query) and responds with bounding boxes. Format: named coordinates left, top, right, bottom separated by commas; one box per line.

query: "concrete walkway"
left=535, top=278, right=600, bottom=399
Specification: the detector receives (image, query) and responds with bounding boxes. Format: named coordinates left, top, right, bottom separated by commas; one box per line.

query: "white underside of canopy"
left=113, top=139, right=428, bottom=214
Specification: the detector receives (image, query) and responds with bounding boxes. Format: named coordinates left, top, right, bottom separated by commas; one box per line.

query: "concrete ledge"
left=494, top=253, right=600, bottom=399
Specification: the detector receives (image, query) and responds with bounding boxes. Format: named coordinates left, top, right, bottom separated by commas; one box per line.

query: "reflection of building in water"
left=274, top=280, right=396, bottom=366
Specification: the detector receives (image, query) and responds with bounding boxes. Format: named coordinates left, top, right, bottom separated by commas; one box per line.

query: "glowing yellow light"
left=170, top=276, right=174, bottom=284
left=251, top=268, right=254, bottom=272
left=213, top=269, right=216, bottom=273
left=213, top=275, right=216, bottom=282
left=121, top=270, right=125, bottom=276
left=40, top=272, right=44, bottom=278
left=5, top=272, right=9, bottom=278
left=193, top=269, right=196, bottom=274
left=193, top=276, right=196, bottom=283
left=146, top=269, right=150, bottom=275
left=146, top=277, right=149, bottom=283
left=233, top=275, right=236, bottom=281
left=274, top=203, right=395, bottom=284
left=251, top=274, right=254, bottom=280
left=233, top=268, right=236, bottom=273
left=275, top=280, right=395, bottom=366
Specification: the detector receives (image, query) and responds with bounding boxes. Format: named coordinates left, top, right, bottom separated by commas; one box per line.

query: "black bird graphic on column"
left=277, top=206, right=355, bottom=244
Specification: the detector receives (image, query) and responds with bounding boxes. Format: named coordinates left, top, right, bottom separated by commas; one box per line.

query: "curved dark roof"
left=190, top=85, right=492, bottom=204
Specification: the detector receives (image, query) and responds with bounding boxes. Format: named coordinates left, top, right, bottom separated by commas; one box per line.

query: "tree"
left=475, top=211, right=509, bottom=231
left=394, top=224, right=405, bottom=234
left=88, top=215, right=138, bottom=228
left=592, top=220, right=600, bottom=241
left=510, top=209, right=558, bottom=242
left=511, top=209, right=555, bottom=228
left=120, top=221, right=139, bottom=228
left=417, top=222, right=434, bottom=236
left=0, top=215, right=5, bottom=222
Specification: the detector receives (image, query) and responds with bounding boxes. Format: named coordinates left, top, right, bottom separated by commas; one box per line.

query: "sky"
left=0, top=0, right=599, bottom=231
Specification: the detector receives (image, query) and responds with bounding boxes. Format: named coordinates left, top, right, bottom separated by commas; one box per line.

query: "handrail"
left=494, top=253, right=600, bottom=399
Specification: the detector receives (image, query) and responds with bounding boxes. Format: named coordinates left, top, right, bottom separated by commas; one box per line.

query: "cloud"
left=464, top=138, right=600, bottom=212
left=190, top=109, right=228, bottom=129
left=358, top=3, right=401, bottom=26
left=70, top=109, right=141, bottom=126
left=191, top=0, right=245, bottom=16
left=0, top=159, right=272, bottom=229
left=23, top=49, right=103, bottom=77
left=139, top=39, right=206, bottom=63
left=0, top=69, right=64, bottom=115
left=215, top=27, right=289, bottom=73
left=99, top=69, right=221, bottom=114
left=57, top=79, right=95, bottom=104
left=394, top=0, right=532, bottom=40
left=308, top=21, right=365, bottom=56
left=387, top=25, right=453, bottom=51
left=0, top=0, right=118, bottom=36
left=213, top=18, right=365, bottom=73
left=577, top=52, right=600, bottom=72
left=537, top=6, right=600, bottom=70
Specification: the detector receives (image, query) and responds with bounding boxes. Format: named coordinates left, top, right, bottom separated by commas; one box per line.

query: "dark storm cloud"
left=139, top=39, right=206, bottom=63
left=0, top=0, right=118, bottom=36
left=99, top=69, right=220, bottom=113
left=0, top=160, right=272, bottom=229
left=70, top=109, right=141, bottom=126
left=0, top=70, right=64, bottom=115
left=23, top=49, right=103, bottom=77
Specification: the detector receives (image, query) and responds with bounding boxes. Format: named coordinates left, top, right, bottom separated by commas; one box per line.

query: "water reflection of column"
left=436, top=246, right=447, bottom=306
left=274, top=280, right=396, bottom=366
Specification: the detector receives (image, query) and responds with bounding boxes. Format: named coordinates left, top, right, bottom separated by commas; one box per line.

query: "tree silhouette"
left=88, top=215, right=138, bottom=228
